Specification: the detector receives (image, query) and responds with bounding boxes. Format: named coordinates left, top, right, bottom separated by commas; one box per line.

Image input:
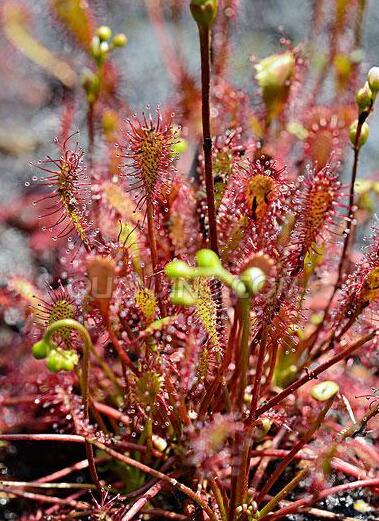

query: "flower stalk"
left=255, top=330, right=377, bottom=418
left=147, top=199, right=167, bottom=316
left=192, top=3, right=219, bottom=253
left=318, top=73, right=376, bottom=331
left=36, top=319, right=102, bottom=493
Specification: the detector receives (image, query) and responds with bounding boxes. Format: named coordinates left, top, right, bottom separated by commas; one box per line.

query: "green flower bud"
left=112, top=33, right=127, bottom=47
left=96, top=25, right=112, bottom=42
left=61, top=360, right=74, bottom=371
left=255, top=51, right=295, bottom=92
left=61, top=351, right=78, bottom=371
left=32, top=339, right=51, bottom=360
left=46, top=350, right=64, bottom=373
left=46, top=349, right=78, bottom=373
left=190, top=0, right=218, bottom=28
left=356, top=82, right=372, bottom=112
left=165, top=260, right=193, bottom=279
left=99, top=41, right=109, bottom=54
left=349, top=120, right=370, bottom=146
left=310, top=380, right=340, bottom=401
left=195, top=249, right=221, bottom=269
left=240, top=267, right=266, bottom=295
left=367, top=66, right=379, bottom=93
left=170, top=280, right=197, bottom=307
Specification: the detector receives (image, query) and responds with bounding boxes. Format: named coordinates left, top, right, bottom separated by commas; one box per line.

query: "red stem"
left=250, top=428, right=287, bottom=491
left=313, top=105, right=372, bottom=349
left=121, top=480, right=166, bottom=520
left=199, top=307, right=238, bottom=416
left=147, top=198, right=166, bottom=316
left=0, top=433, right=84, bottom=443
left=198, top=25, right=218, bottom=254
left=256, top=397, right=335, bottom=504
left=248, top=331, right=267, bottom=421
left=0, top=486, right=89, bottom=509
left=36, top=458, right=87, bottom=484
left=106, top=318, right=139, bottom=375
left=320, top=121, right=363, bottom=322
left=250, top=450, right=368, bottom=479
left=143, top=509, right=188, bottom=520
left=255, top=330, right=376, bottom=418
left=88, top=439, right=218, bottom=521
left=261, top=478, right=379, bottom=520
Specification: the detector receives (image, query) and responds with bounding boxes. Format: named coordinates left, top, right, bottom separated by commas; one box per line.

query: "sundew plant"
left=0, top=1, right=379, bottom=520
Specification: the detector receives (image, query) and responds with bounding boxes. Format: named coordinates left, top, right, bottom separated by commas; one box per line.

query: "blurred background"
left=0, top=0, right=378, bottom=285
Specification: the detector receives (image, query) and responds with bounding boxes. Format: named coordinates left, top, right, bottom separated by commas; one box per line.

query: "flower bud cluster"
left=350, top=66, right=379, bottom=147
left=81, top=25, right=127, bottom=103
left=32, top=338, right=78, bottom=373
left=91, top=25, right=127, bottom=66
left=165, top=248, right=266, bottom=306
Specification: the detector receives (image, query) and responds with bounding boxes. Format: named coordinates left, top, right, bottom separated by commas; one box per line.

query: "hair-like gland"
left=135, top=288, right=157, bottom=323
left=287, top=166, right=341, bottom=273
left=334, top=255, right=379, bottom=329
left=120, top=109, right=178, bottom=316
left=135, top=370, right=164, bottom=409
left=169, top=180, right=201, bottom=256
left=192, top=278, right=222, bottom=381
left=33, top=286, right=76, bottom=346
left=212, top=129, right=244, bottom=208
left=218, top=157, right=288, bottom=267
left=34, top=138, right=91, bottom=250
left=194, top=279, right=219, bottom=348
left=305, top=186, right=334, bottom=244
left=213, top=149, right=234, bottom=206
left=121, top=108, right=177, bottom=210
